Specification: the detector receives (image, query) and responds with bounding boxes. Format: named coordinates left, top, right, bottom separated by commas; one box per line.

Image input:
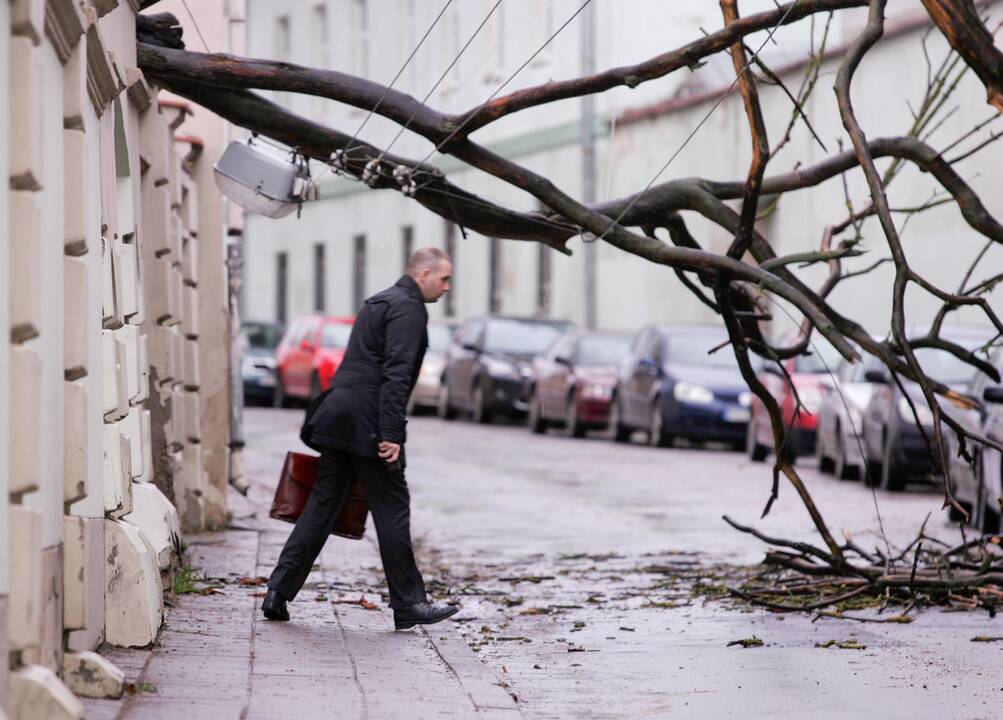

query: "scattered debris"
left=815, top=639, right=867, bottom=650
left=238, top=576, right=268, bottom=587
left=970, top=636, right=1003, bottom=643
left=727, top=636, right=764, bottom=648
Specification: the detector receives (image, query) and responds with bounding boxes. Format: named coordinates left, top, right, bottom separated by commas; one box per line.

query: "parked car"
left=408, top=322, right=456, bottom=413
left=273, top=314, right=354, bottom=407
left=815, top=350, right=885, bottom=480
left=527, top=330, right=631, bottom=437
left=862, top=324, right=996, bottom=491
left=610, top=324, right=755, bottom=448
left=747, top=333, right=841, bottom=462
left=241, top=320, right=284, bottom=405
left=438, top=315, right=574, bottom=423
left=946, top=348, right=1003, bottom=533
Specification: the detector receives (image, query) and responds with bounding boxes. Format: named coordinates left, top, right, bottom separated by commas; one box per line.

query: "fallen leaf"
left=970, top=636, right=1003, bottom=643
left=727, top=636, right=763, bottom=648
left=238, top=576, right=269, bottom=587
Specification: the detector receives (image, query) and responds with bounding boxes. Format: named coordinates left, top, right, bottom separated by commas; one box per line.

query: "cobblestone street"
left=87, top=408, right=1002, bottom=719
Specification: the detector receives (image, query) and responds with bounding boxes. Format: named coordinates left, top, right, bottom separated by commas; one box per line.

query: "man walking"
left=262, top=247, right=458, bottom=630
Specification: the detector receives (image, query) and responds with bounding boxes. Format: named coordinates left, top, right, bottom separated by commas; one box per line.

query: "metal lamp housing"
left=213, top=139, right=313, bottom=219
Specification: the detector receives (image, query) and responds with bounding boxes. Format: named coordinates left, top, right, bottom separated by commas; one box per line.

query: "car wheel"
left=947, top=499, right=971, bottom=523
left=817, top=430, right=835, bottom=474
left=273, top=371, right=291, bottom=409
left=649, top=400, right=672, bottom=448
left=437, top=377, right=457, bottom=420
left=472, top=384, right=493, bottom=425
left=610, top=396, right=631, bottom=444
left=565, top=394, right=585, bottom=439
left=746, top=419, right=768, bottom=462
left=879, top=433, right=906, bottom=492
left=833, top=426, right=859, bottom=481
left=528, top=390, right=548, bottom=434
left=981, top=501, right=1001, bottom=535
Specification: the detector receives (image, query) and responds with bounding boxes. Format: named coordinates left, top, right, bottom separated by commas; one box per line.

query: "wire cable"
left=181, top=0, right=210, bottom=53
left=591, top=0, right=803, bottom=245
left=344, top=0, right=455, bottom=155
left=411, top=0, right=593, bottom=171
left=377, top=0, right=503, bottom=164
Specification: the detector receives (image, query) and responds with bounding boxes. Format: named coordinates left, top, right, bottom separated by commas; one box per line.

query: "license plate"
left=724, top=407, right=750, bottom=423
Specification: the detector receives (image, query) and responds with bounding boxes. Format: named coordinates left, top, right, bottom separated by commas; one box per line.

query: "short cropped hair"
left=406, top=246, right=452, bottom=275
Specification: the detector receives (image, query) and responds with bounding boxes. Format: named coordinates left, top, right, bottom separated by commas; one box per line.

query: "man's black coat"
left=306, top=275, right=428, bottom=458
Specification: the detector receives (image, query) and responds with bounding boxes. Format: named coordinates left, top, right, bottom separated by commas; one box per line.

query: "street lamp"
left=213, top=137, right=317, bottom=219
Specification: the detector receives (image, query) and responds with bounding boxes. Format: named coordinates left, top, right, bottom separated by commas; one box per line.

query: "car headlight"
left=738, top=391, right=753, bottom=407
left=483, top=357, right=520, bottom=380
left=898, top=396, right=934, bottom=426
left=673, top=381, right=714, bottom=405
left=580, top=383, right=611, bottom=399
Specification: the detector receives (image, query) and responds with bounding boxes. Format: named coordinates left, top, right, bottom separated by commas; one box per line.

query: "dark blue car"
left=610, top=324, right=754, bottom=448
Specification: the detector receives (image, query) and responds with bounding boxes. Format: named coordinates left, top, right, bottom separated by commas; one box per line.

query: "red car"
left=527, top=330, right=631, bottom=437
left=273, top=315, right=354, bottom=407
left=746, top=334, right=841, bottom=462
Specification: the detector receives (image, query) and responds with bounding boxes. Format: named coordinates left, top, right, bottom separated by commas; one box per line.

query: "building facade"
left=240, top=0, right=1002, bottom=337
left=2, top=1, right=238, bottom=716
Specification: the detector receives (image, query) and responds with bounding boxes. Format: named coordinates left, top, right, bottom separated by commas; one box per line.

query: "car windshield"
left=791, top=337, right=842, bottom=374
left=427, top=324, right=454, bottom=353
left=243, top=323, right=283, bottom=349
left=484, top=319, right=567, bottom=356
left=321, top=323, right=353, bottom=348
left=575, top=334, right=630, bottom=366
left=914, top=346, right=985, bottom=385
left=667, top=334, right=739, bottom=368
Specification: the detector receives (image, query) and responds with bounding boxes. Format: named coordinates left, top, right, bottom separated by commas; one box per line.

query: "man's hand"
left=378, top=440, right=401, bottom=465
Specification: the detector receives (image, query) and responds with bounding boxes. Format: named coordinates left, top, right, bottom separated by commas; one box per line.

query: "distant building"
left=241, top=0, right=1002, bottom=339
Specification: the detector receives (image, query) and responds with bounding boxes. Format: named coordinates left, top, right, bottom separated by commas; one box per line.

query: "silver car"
left=816, top=352, right=885, bottom=480
left=409, top=323, right=456, bottom=413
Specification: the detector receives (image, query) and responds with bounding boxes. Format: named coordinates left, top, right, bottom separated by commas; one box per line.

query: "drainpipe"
left=581, top=2, right=597, bottom=329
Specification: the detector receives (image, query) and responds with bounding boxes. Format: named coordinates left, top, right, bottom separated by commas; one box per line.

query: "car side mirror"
left=555, top=355, right=571, bottom=366
left=984, top=386, right=1003, bottom=404
left=864, top=369, right=889, bottom=384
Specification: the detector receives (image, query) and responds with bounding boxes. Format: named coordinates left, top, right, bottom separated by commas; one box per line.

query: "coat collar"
left=395, top=274, right=425, bottom=302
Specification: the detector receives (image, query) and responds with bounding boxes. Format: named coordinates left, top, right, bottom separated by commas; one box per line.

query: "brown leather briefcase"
left=269, top=451, right=368, bottom=540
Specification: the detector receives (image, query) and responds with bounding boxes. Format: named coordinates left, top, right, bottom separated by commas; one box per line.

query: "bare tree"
left=138, top=0, right=1003, bottom=612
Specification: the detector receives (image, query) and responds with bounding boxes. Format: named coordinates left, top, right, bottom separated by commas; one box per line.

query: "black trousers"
left=267, top=449, right=427, bottom=610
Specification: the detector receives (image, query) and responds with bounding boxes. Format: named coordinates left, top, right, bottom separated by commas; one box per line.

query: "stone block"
left=139, top=180, right=171, bottom=258
left=62, top=651, right=124, bottom=699
left=115, top=324, right=141, bottom=403
left=104, top=519, right=163, bottom=647
left=177, top=389, right=201, bottom=443
left=8, top=506, right=42, bottom=652
left=182, top=234, right=198, bottom=286
left=171, top=326, right=184, bottom=381
left=119, top=407, right=144, bottom=481
left=182, top=182, right=198, bottom=235
left=183, top=284, right=199, bottom=338
left=37, top=544, right=64, bottom=671
left=144, top=324, right=176, bottom=386
left=0, top=595, right=8, bottom=709
left=63, top=41, right=87, bottom=131
left=8, top=666, right=84, bottom=720
left=64, top=255, right=89, bottom=376
left=10, top=346, right=42, bottom=497
left=143, top=255, right=176, bottom=324
left=184, top=338, right=200, bottom=390
left=168, top=210, right=182, bottom=260
left=138, top=409, right=153, bottom=483
left=139, top=110, right=170, bottom=185
left=101, top=330, right=128, bottom=421
left=63, top=129, right=88, bottom=253
left=63, top=381, right=88, bottom=504
left=9, top=37, right=44, bottom=189
left=119, top=241, right=139, bottom=320
left=122, top=484, right=180, bottom=571
left=102, top=423, right=130, bottom=518
left=63, top=516, right=104, bottom=637
left=9, top=191, right=43, bottom=343
left=177, top=443, right=204, bottom=532
left=135, top=334, right=150, bottom=403
left=11, top=0, right=45, bottom=44
left=101, top=237, right=118, bottom=327
left=168, top=153, right=181, bottom=209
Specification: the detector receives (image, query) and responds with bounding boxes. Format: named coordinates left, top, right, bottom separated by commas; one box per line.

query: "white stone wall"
left=242, top=1, right=1002, bottom=338
left=3, top=1, right=233, bottom=714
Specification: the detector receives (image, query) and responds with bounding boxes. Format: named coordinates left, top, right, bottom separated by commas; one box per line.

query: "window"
left=311, top=4, right=328, bottom=67
left=444, top=221, right=456, bottom=317
left=401, top=225, right=414, bottom=272
left=352, top=0, right=369, bottom=76
left=313, top=243, right=326, bottom=312
left=537, top=243, right=551, bottom=315
left=275, top=15, right=291, bottom=58
left=275, top=252, right=288, bottom=324
left=353, top=234, right=366, bottom=310
left=321, top=322, right=353, bottom=348
left=489, top=237, right=501, bottom=313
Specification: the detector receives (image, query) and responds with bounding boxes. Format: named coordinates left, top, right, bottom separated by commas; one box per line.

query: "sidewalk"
left=83, top=441, right=520, bottom=719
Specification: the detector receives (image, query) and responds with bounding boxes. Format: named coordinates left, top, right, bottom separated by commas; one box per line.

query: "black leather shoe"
left=394, top=601, right=459, bottom=630
left=262, top=589, right=290, bottom=621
